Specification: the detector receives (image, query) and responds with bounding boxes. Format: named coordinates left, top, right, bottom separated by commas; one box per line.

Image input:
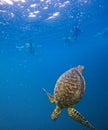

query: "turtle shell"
left=54, top=66, right=85, bottom=108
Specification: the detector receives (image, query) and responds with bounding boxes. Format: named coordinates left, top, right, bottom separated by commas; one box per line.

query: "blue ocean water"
left=0, top=0, right=108, bottom=130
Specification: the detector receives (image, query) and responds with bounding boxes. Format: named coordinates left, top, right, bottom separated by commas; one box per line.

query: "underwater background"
left=0, top=0, right=108, bottom=130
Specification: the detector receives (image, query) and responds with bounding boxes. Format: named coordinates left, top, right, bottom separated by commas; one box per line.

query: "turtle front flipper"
left=42, top=88, right=55, bottom=103
left=51, top=105, right=62, bottom=120
left=68, top=107, right=95, bottom=130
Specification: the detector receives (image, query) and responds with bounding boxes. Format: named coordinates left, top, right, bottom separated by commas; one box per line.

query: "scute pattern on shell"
left=54, top=68, right=85, bottom=108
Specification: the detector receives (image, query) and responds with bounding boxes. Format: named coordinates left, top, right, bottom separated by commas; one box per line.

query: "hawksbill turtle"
left=43, top=65, right=95, bottom=130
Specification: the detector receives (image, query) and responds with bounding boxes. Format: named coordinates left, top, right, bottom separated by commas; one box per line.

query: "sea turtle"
left=43, top=65, right=95, bottom=130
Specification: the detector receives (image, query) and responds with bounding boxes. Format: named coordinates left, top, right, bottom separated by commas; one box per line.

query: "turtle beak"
left=77, top=65, right=84, bottom=73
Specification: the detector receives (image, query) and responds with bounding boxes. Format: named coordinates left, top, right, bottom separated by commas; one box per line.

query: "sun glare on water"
left=0, top=0, right=26, bottom=5
left=0, top=0, right=89, bottom=22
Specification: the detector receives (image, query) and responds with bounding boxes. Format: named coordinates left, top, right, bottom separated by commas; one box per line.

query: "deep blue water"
left=0, top=0, right=108, bottom=130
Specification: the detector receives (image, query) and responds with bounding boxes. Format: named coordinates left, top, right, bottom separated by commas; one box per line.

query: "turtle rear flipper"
left=68, top=107, right=95, bottom=130
left=51, top=105, right=62, bottom=120
left=42, top=88, right=55, bottom=103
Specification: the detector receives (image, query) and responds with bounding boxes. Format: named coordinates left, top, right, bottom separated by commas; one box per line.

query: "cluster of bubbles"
left=0, top=0, right=90, bottom=23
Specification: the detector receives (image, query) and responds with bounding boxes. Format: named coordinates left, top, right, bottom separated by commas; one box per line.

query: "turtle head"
left=76, top=65, right=84, bottom=73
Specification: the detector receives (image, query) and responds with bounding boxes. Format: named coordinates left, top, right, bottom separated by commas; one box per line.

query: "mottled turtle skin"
left=43, top=65, right=95, bottom=130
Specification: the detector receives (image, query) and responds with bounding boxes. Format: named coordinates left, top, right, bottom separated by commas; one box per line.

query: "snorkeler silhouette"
left=25, top=42, right=35, bottom=55
left=71, top=25, right=81, bottom=40
left=63, top=25, right=81, bottom=46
